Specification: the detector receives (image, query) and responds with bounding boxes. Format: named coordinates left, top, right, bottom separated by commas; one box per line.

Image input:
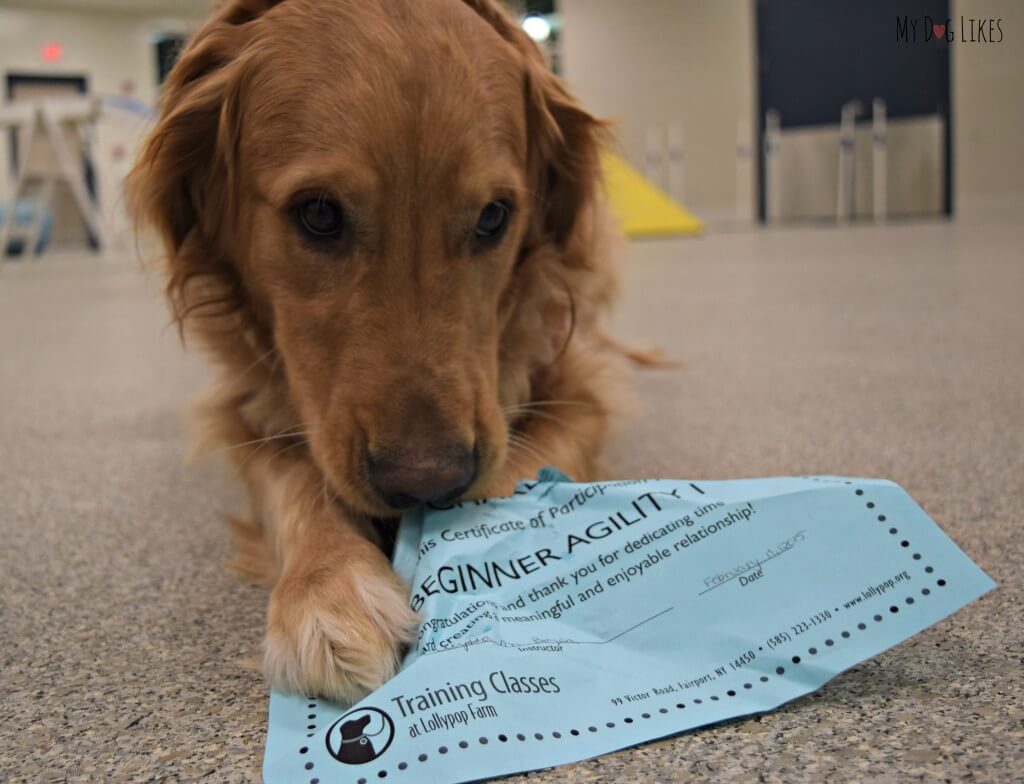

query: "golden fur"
left=129, top=0, right=627, bottom=702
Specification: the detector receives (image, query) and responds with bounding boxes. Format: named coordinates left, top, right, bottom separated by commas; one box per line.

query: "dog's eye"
left=475, top=201, right=510, bottom=241
left=296, top=198, right=344, bottom=240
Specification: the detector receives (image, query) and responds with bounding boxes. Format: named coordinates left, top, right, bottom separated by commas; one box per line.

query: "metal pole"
left=872, top=98, right=888, bottom=223
left=736, top=117, right=753, bottom=223
left=836, top=101, right=859, bottom=223
left=667, top=123, right=685, bottom=203
left=764, top=109, right=782, bottom=223
left=645, top=126, right=666, bottom=192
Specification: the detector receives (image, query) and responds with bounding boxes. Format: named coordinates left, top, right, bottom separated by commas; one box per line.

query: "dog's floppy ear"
left=127, top=0, right=281, bottom=325
left=460, top=0, right=606, bottom=249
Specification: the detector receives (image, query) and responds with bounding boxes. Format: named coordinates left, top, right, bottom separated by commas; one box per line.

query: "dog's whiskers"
left=214, top=427, right=310, bottom=456
left=506, top=431, right=547, bottom=467
left=235, top=428, right=313, bottom=470
left=503, top=399, right=597, bottom=413
left=267, top=438, right=310, bottom=461
left=506, top=408, right=567, bottom=426
left=224, top=345, right=280, bottom=391
left=502, top=400, right=598, bottom=433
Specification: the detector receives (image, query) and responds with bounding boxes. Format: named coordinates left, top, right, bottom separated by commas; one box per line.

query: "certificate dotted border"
left=297, top=700, right=319, bottom=782
left=293, top=481, right=949, bottom=784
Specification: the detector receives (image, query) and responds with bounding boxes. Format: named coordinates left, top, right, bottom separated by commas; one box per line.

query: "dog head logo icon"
left=325, top=707, right=395, bottom=765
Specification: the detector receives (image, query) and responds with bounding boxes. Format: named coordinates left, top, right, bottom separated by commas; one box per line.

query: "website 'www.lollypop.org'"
left=842, top=569, right=912, bottom=609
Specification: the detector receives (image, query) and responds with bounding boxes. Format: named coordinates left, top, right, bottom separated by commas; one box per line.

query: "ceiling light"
left=522, top=14, right=551, bottom=42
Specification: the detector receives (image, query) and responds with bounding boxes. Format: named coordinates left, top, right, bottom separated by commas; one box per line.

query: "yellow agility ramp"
left=601, top=153, right=703, bottom=238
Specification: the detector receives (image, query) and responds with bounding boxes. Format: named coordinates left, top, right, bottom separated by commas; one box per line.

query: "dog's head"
left=339, top=713, right=372, bottom=740
left=130, top=0, right=603, bottom=515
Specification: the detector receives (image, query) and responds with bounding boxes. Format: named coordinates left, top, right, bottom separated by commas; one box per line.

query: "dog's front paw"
left=263, top=546, right=418, bottom=703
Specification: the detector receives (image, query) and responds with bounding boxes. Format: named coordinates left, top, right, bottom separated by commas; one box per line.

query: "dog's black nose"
left=368, top=443, right=477, bottom=509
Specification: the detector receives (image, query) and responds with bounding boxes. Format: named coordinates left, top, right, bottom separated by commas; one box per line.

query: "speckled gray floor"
left=1, top=214, right=1021, bottom=782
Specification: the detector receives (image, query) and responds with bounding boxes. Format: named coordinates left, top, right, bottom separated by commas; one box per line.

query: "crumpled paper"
left=264, top=470, right=994, bottom=784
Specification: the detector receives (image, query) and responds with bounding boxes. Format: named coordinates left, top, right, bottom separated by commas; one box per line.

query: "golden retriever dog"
left=129, top=0, right=628, bottom=703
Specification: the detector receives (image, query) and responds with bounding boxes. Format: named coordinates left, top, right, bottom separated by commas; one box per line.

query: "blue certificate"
left=264, top=471, right=994, bottom=784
